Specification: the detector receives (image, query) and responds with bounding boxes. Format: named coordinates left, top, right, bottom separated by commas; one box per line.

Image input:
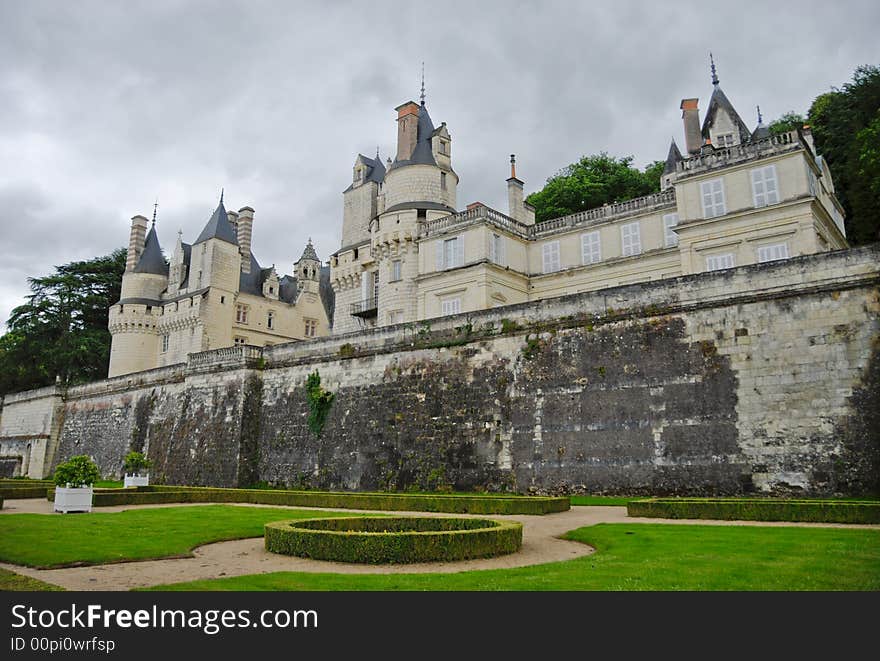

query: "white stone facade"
left=331, top=84, right=848, bottom=334
left=108, top=201, right=332, bottom=378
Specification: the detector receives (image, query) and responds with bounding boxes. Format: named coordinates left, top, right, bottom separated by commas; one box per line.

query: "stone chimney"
left=680, top=98, right=702, bottom=155
left=799, top=124, right=815, bottom=153
left=395, top=101, right=420, bottom=161
left=237, top=207, right=254, bottom=274
left=125, top=215, right=150, bottom=272
left=506, top=154, right=534, bottom=225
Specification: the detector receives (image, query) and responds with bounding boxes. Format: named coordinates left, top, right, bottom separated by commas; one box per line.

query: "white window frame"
left=542, top=240, right=561, bottom=273
left=581, top=231, right=601, bottom=264
left=304, top=318, right=318, bottom=337
left=756, top=243, right=789, bottom=263
left=161, top=334, right=169, bottom=353
left=620, top=222, right=642, bottom=257
left=441, top=298, right=461, bottom=316
left=437, top=236, right=464, bottom=270
left=663, top=213, right=679, bottom=247
left=751, top=165, right=779, bottom=208
left=715, top=133, right=734, bottom=147
left=391, top=259, right=402, bottom=282
left=705, top=253, right=735, bottom=272
left=235, top=304, right=249, bottom=324
left=489, top=233, right=506, bottom=266
left=700, top=179, right=726, bottom=219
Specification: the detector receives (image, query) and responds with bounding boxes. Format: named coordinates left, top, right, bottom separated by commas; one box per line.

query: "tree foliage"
left=526, top=153, right=664, bottom=223
left=0, top=249, right=126, bottom=396
left=805, top=64, right=880, bottom=245
left=768, top=111, right=805, bottom=135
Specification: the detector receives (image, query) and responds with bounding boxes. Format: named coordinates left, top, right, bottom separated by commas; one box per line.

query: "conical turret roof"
left=133, top=224, right=169, bottom=275
left=194, top=197, right=237, bottom=245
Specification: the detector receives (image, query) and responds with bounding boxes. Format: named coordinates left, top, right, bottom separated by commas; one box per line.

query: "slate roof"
left=132, top=224, right=169, bottom=275
left=389, top=104, right=437, bottom=170
left=194, top=199, right=238, bottom=245
left=238, top=253, right=267, bottom=297
left=298, top=240, right=319, bottom=263
left=751, top=123, right=771, bottom=141
left=343, top=154, right=387, bottom=192
left=319, top=265, right=335, bottom=327
left=701, top=85, right=752, bottom=144
left=662, top=139, right=684, bottom=175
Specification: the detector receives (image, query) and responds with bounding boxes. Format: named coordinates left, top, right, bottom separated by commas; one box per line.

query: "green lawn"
left=0, top=505, right=363, bottom=568
left=0, top=567, right=64, bottom=591
left=147, top=523, right=880, bottom=591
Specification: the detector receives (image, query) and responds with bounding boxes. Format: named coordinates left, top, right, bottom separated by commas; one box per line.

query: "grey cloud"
left=1, top=0, right=878, bottom=331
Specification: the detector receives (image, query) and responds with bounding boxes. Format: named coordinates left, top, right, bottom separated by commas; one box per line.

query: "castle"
left=107, top=197, right=334, bottom=377
left=107, top=61, right=848, bottom=375
left=329, top=63, right=847, bottom=333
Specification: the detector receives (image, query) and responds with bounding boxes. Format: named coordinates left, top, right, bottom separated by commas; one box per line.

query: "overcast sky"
left=1, top=0, right=877, bottom=330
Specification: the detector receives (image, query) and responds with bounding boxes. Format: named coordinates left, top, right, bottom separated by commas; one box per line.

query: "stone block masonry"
left=2, top=245, right=878, bottom=495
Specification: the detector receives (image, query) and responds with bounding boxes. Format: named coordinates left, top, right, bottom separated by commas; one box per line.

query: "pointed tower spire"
left=420, top=61, right=426, bottom=106
left=710, top=52, right=719, bottom=86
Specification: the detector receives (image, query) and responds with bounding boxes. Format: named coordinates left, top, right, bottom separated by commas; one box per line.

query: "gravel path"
left=1, top=498, right=876, bottom=591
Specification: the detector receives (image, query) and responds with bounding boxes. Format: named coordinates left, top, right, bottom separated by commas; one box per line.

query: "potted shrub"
left=122, top=451, right=151, bottom=488
left=53, top=455, right=100, bottom=513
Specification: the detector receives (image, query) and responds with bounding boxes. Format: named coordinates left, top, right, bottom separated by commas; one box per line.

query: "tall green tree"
left=526, top=153, right=664, bottom=223
left=0, top=249, right=126, bottom=396
left=768, top=111, right=805, bottom=135
left=806, top=64, right=880, bottom=244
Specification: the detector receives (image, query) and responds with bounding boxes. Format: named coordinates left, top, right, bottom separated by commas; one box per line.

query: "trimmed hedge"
left=0, top=486, right=50, bottom=500
left=627, top=498, right=880, bottom=524
left=264, top=516, right=523, bottom=563
left=47, top=485, right=569, bottom=514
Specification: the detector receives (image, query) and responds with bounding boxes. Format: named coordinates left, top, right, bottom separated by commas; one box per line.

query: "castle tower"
left=341, top=153, right=384, bottom=248
left=295, top=239, right=321, bottom=296
left=371, top=94, right=458, bottom=327
left=108, top=218, right=169, bottom=377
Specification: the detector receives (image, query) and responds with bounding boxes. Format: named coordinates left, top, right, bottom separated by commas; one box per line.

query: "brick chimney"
left=237, top=207, right=254, bottom=274
left=395, top=101, right=420, bottom=161
left=125, top=215, right=150, bottom=272
left=680, top=98, right=702, bottom=155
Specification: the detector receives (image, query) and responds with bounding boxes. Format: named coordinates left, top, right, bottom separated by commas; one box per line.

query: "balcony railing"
left=350, top=299, right=378, bottom=318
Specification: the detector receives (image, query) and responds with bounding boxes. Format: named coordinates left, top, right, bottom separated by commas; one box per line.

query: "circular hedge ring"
left=265, top=516, right=523, bottom=564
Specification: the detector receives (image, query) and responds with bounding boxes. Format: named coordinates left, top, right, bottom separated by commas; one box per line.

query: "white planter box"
left=54, top=486, right=93, bottom=513
left=124, top=474, right=149, bottom=488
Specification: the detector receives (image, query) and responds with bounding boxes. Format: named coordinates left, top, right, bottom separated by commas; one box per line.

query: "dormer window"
left=354, top=168, right=362, bottom=182
left=439, top=141, right=448, bottom=155
left=715, top=133, right=734, bottom=147
left=268, top=286, right=274, bottom=294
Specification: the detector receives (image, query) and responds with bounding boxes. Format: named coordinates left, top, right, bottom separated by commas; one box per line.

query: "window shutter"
left=455, top=236, right=464, bottom=267
left=360, top=271, right=368, bottom=303
left=436, top=241, right=445, bottom=271
left=498, top=236, right=505, bottom=265
left=489, top=234, right=496, bottom=263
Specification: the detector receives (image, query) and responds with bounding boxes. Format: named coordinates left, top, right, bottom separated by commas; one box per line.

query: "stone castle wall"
left=2, top=245, right=878, bottom=495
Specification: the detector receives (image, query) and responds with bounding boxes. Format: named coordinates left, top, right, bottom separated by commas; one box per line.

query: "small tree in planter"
left=53, top=455, right=100, bottom=513
left=122, top=451, right=151, bottom=488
